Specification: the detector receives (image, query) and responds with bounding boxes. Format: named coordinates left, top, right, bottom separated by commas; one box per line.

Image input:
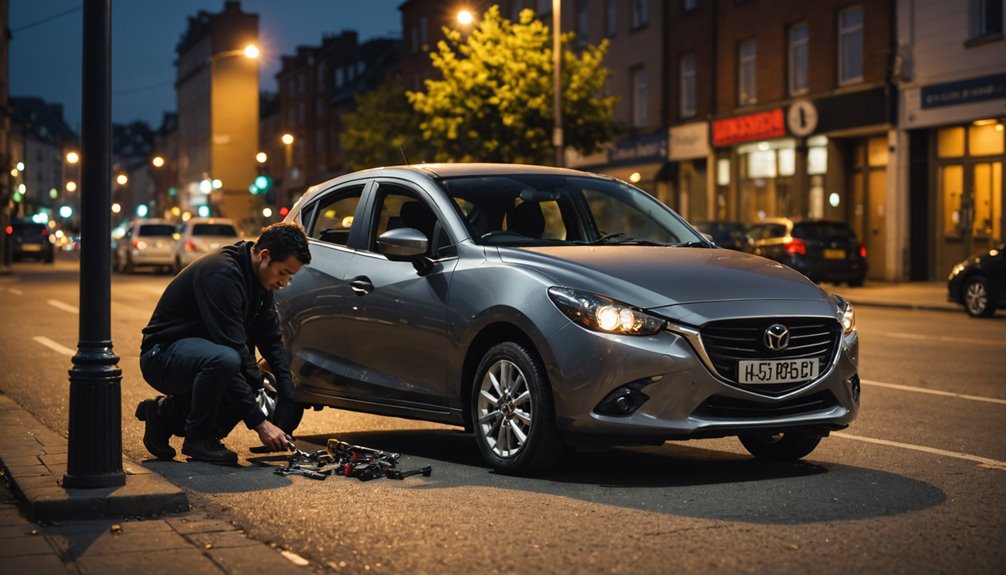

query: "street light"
left=66, top=151, right=80, bottom=164
left=457, top=10, right=474, bottom=25
left=151, top=155, right=165, bottom=168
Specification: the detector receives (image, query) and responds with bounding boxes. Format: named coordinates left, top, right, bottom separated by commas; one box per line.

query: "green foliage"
left=340, top=75, right=426, bottom=171
left=408, top=6, right=616, bottom=164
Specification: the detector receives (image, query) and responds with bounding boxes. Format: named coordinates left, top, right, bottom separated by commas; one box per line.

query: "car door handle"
left=349, top=277, right=373, bottom=296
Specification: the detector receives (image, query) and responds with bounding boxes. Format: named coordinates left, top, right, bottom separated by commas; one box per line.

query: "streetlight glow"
left=281, top=133, right=295, bottom=146
left=457, top=10, right=474, bottom=25
left=152, top=155, right=165, bottom=168
left=256, top=152, right=268, bottom=163
left=116, top=173, right=128, bottom=186
left=66, top=151, right=80, bottom=164
left=243, top=44, right=260, bottom=59
left=66, top=181, right=78, bottom=192
left=16, top=162, right=24, bottom=172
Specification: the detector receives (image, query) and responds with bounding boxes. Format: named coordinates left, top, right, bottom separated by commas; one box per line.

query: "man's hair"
left=254, top=222, right=311, bottom=264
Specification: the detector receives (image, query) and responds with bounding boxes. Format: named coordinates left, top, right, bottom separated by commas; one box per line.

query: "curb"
left=0, top=394, right=188, bottom=522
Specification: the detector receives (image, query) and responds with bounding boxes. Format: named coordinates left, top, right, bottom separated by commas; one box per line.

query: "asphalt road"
left=1, top=255, right=1004, bottom=574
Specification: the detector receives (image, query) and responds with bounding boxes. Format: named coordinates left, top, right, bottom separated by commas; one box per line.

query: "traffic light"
left=250, top=175, right=272, bottom=195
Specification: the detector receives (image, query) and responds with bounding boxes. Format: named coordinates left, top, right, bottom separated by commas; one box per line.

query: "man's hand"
left=254, top=419, right=288, bottom=452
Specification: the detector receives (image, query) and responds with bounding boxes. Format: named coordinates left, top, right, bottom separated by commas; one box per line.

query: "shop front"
left=668, top=122, right=710, bottom=221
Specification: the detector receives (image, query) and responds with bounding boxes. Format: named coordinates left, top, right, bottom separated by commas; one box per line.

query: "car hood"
left=500, top=246, right=832, bottom=312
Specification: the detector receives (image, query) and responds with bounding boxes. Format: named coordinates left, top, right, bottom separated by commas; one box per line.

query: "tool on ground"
left=271, top=437, right=431, bottom=482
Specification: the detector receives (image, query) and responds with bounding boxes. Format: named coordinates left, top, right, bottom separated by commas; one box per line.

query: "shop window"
left=969, top=121, right=1005, bottom=155
left=738, top=40, right=757, bottom=106
left=789, top=22, right=809, bottom=95
left=680, top=54, right=696, bottom=118
left=852, top=142, right=865, bottom=169
left=778, top=148, right=796, bottom=176
left=838, top=5, right=864, bottom=86
left=717, top=158, right=731, bottom=186
left=941, top=165, right=964, bottom=237
left=937, top=127, right=965, bottom=158
left=867, top=136, right=889, bottom=166
left=969, top=0, right=1004, bottom=40
left=973, top=162, right=1002, bottom=238
left=808, top=146, right=827, bottom=175
left=747, top=150, right=776, bottom=178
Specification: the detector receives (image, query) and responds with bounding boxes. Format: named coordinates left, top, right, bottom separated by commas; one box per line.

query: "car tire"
left=848, top=276, right=865, bottom=287
left=471, top=341, right=563, bottom=475
left=963, top=275, right=995, bottom=318
left=738, top=432, right=822, bottom=461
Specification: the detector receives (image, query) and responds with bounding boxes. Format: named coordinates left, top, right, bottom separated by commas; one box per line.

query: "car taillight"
left=185, top=240, right=197, bottom=252
left=132, top=239, right=139, bottom=249
left=784, top=237, right=806, bottom=255
left=4, top=226, right=10, bottom=235
left=41, top=228, right=49, bottom=236
left=859, top=244, right=867, bottom=258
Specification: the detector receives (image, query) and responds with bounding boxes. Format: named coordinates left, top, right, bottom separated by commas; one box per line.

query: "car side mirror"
left=377, top=228, right=433, bottom=275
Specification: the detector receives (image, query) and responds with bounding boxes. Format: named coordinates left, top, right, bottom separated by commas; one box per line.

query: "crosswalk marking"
left=47, top=299, right=79, bottom=314
left=32, top=336, right=75, bottom=357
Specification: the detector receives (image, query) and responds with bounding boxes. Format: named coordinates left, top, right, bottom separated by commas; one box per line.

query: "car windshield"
left=191, top=223, right=237, bottom=237
left=138, top=224, right=176, bottom=237
left=438, top=174, right=704, bottom=247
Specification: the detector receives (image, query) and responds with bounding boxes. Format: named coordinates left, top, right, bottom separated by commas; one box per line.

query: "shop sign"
left=712, top=109, right=785, bottom=147
left=921, top=73, right=1006, bottom=109
left=608, top=132, right=668, bottom=166
left=669, top=122, right=710, bottom=160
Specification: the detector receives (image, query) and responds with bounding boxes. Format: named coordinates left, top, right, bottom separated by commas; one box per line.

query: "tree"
left=340, top=75, right=426, bottom=171
left=408, top=6, right=616, bottom=164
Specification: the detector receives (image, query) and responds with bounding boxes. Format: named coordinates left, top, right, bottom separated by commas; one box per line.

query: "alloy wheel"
left=965, top=278, right=989, bottom=316
left=477, top=358, right=533, bottom=459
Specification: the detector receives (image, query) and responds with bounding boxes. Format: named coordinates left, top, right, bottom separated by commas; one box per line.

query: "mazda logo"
left=764, top=324, right=790, bottom=351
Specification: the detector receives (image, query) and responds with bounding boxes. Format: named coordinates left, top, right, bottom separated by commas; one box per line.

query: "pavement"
left=0, top=279, right=964, bottom=574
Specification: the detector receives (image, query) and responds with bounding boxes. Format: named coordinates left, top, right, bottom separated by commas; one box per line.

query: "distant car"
left=693, top=220, right=748, bottom=251
left=173, top=217, right=240, bottom=272
left=274, top=163, right=860, bottom=474
left=6, top=220, right=55, bottom=263
left=113, top=219, right=178, bottom=274
left=745, top=218, right=867, bottom=286
left=947, top=242, right=1006, bottom=318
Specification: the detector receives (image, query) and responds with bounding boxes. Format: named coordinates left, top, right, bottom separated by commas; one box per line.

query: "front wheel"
left=471, top=341, right=562, bottom=475
left=964, top=275, right=995, bottom=318
left=739, top=432, right=822, bottom=461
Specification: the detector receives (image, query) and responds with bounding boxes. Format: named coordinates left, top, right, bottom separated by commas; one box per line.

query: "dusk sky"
left=9, top=0, right=404, bottom=132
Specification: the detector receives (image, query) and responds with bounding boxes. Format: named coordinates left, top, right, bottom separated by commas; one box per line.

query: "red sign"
left=712, top=109, right=785, bottom=147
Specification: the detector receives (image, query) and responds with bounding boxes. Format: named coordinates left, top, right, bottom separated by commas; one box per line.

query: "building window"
left=838, top=5, right=864, bottom=85
left=605, top=0, right=617, bottom=36
left=410, top=25, right=419, bottom=54
left=420, top=16, right=428, bottom=48
left=970, top=0, right=1004, bottom=39
left=575, top=0, right=589, bottom=46
left=298, top=72, right=306, bottom=94
left=334, top=68, right=344, bottom=88
left=738, top=40, right=757, bottom=106
left=537, top=0, right=551, bottom=16
left=632, top=0, right=649, bottom=28
left=631, top=66, right=648, bottom=128
left=680, top=53, right=696, bottom=118
left=789, top=22, right=809, bottom=95
left=683, top=0, right=697, bottom=12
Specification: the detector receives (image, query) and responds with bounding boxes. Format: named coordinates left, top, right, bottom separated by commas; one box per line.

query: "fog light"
left=848, top=374, right=860, bottom=403
left=595, top=384, right=649, bottom=416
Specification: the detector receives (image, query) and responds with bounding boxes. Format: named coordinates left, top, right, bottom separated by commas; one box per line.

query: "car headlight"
left=547, top=287, right=666, bottom=336
left=834, top=295, right=855, bottom=334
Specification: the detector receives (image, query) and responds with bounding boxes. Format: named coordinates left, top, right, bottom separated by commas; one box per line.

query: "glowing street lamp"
left=457, top=10, right=474, bottom=25
left=66, top=151, right=80, bottom=164
left=151, top=155, right=165, bottom=168
left=256, top=152, right=268, bottom=164
left=115, top=173, right=128, bottom=186
left=281, top=133, right=295, bottom=146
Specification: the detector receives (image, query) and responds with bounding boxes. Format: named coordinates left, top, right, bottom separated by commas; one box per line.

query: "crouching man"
left=136, top=222, right=310, bottom=464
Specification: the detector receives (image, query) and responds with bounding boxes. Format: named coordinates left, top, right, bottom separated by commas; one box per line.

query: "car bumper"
left=130, top=249, right=175, bottom=266
left=544, top=320, right=859, bottom=442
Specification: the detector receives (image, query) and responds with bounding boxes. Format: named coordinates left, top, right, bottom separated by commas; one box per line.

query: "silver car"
left=277, top=164, right=860, bottom=474
left=173, top=217, right=240, bottom=272
left=113, top=218, right=178, bottom=273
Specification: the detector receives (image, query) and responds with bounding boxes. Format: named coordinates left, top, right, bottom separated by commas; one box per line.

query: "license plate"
left=738, top=359, right=819, bottom=384
left=20, top=244, right=41, bottom=252
left=824, top=248, right=846, bottom=259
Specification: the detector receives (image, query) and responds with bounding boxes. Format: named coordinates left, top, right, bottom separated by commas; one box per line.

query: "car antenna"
left=399, top=147, right=410, bottom=165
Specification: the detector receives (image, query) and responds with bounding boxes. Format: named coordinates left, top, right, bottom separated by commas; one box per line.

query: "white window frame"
left=680, top=54, right=696, bottom=118
left=838, top=5, right=864, bottom=86
left=631, top=66, right=648, bottom=128
left=789, top=22, right=809, bottom=95
left=738, top=40, right=757, bottom=106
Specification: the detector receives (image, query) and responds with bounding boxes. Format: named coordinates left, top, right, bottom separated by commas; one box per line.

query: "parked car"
left=6, top=220, right=55, bottom=263
left=173, top=217, right=239, bottom=272
left=745, top=217, right=867, bottom=286
left=693, top=220, right=748, bottom=251
left=274, top=164, right=861, bottom=474
left=947, top=242, right=1006, bottom=318
left=113, top=218, right=178, bottom=273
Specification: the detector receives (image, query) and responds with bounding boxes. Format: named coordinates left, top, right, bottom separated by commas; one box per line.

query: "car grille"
left=699, top=317, right=842, bottom=395
left=693, top=390, right=840, bottom=419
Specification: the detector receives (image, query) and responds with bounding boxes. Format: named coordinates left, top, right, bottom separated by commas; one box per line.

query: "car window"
left=138, top=224, right=176, bottom=237
left=793, top=222, right=854, bottom=239
left=192, top=223, right=238, bottom=237
left=369, top=183, right=451, bottom=258
left=308, top=185, right=364, bottom=246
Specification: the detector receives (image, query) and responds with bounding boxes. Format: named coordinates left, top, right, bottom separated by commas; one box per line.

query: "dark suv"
left=6, top=221, right=55, bottom=263
left=745, top=218, right=867, bottom=286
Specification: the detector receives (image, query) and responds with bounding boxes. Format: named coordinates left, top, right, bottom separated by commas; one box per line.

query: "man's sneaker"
left=181, top=437, right=239, bottom=465
left=135, top=397, right=175, bottom=460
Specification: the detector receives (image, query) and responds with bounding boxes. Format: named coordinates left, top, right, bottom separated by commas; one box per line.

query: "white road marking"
left=878, top=331, right=1006, bottom=347
left=8, top=288, right=23, bottom=296
left=861, top=379, right=1006, bottom=406
left=32, top=336, right=75, bottom=357
left=47, top=299, right=79, bottom=314
left=833, top=432, right=1006, bottom=471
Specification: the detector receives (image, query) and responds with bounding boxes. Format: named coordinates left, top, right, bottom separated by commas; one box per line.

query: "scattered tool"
left=272, top=437, right=431, bottom=482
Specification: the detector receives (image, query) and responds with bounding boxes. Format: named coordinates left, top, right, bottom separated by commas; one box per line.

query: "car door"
left=278, top=182, right=368, bottom=395
left=337, top=179, right=458, bottom=410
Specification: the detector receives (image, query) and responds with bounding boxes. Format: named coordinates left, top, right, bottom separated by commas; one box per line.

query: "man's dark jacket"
left=141, top=241, right=293, bottom=430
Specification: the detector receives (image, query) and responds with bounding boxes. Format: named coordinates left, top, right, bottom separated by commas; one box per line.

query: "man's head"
left=252, top=223, right=311, bottom=291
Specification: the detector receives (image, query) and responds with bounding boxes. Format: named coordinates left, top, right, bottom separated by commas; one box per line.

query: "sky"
left=9, top=0, right=403, bottom=133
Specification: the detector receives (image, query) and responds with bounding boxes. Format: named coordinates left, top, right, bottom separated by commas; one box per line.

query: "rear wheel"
left=471, top=341, right=562, bottom=475
left=963, top=275, right=995, bottom=318
left=739, top=432, right=821, bottom=461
